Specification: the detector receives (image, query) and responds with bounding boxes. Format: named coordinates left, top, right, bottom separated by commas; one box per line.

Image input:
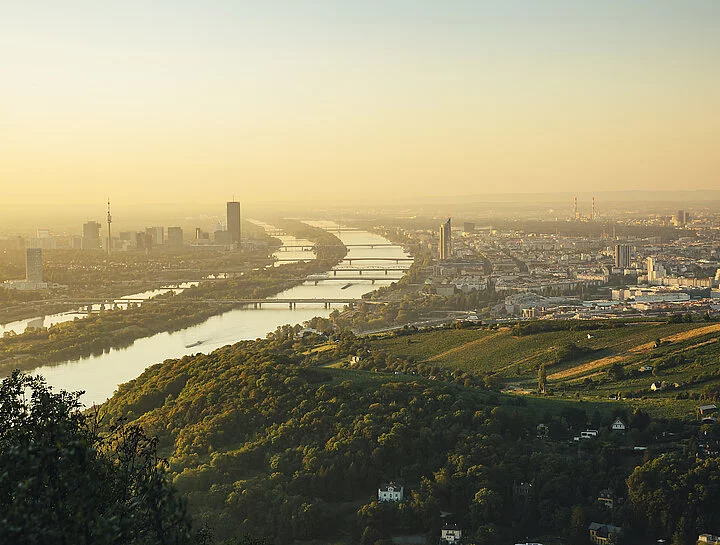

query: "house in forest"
left=440, top=523, right=462, bottom=544
left=378, top=482, right=404, bottom=502
left=697, top=404, right=718, bottom=420
left=611, top=418, right=626, bottom=432
left=597, top=489, right=617, bottom=509
left=650, top=381, right=665, bottom=392
left=589, top=522, right=621, bottom=545
left=513, top=481, right=533, bottom=499
left=536, top=423, right=549, bottom=439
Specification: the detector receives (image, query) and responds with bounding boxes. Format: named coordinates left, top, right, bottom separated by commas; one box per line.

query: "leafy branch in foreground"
left=0, top=371, right=192, bottom=545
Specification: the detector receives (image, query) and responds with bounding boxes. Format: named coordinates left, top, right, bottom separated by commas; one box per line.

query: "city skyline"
left=1, top=1, right=719, bottom=215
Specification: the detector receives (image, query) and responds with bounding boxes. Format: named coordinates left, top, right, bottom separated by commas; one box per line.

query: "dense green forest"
left=0, top=371, right=193, bottom=545
left=100, top=328, right=720, bottom=544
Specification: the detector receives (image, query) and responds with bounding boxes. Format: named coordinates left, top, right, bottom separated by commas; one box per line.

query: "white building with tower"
left=378, top=482, right=404, bottom=502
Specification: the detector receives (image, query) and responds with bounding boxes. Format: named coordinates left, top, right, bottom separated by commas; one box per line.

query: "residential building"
left=647, top=257, right=666, bottom=283
left=378, top=482, right=403, bottom=502
left=614, top=244, right=630, bottom=268
left=588, top=523, right=621, bottom=545
left=611, top=418, right=626, bottom=432
left=597, top=489, right=616, bottom=509
left=440, top=523, right=462, bottom=544
left=697, top=405, right=718, bottom=419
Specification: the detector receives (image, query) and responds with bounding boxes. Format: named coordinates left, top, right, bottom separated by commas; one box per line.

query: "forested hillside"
left=102, top=327, right=720, bottom=544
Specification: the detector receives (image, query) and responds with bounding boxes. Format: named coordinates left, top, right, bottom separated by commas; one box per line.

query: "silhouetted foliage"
left=0, top=371, right=193, bottom=545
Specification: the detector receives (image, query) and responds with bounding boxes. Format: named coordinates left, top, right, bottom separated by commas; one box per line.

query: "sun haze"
left=1, top=0, right=719, bottom=216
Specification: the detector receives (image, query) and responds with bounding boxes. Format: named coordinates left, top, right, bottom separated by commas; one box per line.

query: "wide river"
left=30, top=221, right=410, bottom=405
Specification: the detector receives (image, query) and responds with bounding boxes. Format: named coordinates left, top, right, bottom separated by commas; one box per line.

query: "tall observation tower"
left=106, top=199, right=112, bottom=255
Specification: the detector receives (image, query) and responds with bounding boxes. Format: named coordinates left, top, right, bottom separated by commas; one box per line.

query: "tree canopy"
left=0, top=371, right=193, bottom=545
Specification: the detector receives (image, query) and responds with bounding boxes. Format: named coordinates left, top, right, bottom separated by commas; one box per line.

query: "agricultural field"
left=372, top=320, right=720, bottom=417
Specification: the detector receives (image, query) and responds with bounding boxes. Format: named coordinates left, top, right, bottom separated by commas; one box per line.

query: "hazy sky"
left=1, top=1, right=719, bottom=215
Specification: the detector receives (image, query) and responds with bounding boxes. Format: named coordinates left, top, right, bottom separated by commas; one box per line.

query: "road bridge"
left=50, top=297, right=389, bottom=312
left=276, top=243, right=402, bottom=251
left=274, top=256, right=413, bottom=264
left=304, top=276, right=402, bottom=285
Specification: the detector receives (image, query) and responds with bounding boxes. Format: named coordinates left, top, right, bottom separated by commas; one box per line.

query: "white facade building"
left=378, top=482, right=404, bottom=502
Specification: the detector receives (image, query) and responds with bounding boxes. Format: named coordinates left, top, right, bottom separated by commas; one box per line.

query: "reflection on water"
left=0, top=282, right=199, bottom=336
left=30, top=222, right=411, bottom=406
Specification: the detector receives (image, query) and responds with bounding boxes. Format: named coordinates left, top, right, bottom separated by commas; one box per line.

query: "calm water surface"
left=0, top=283, right=198, bottom=336
left=31, top=223, right=410, bottom=405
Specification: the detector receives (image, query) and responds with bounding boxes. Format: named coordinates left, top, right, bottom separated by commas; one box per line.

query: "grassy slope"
left=373, top=321, right=720, bottom=418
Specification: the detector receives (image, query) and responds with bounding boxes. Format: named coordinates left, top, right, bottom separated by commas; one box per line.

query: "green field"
left=371, top=321, right=720, bottom=417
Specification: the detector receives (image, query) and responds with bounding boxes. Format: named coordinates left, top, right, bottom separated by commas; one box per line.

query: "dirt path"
left=496, top=348, right=555, bottom=373
left=426, top=333, right=500, bottom=362
left=548, top=355, right=626, bottom=380
left=660, top=323, right=720, bottom=343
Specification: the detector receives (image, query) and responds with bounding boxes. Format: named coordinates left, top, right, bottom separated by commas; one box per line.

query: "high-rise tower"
left=614, top=244, right=630, bottom=269
left=83, top=221, right=102, bottom=250
left=439, top=218, right=452, bottom=260
left=227, top=201, right=241, bottom=244
left=25, top=248, right=43, bottom=283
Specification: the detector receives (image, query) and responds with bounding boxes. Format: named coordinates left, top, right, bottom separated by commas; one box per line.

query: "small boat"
left=340, top=283, right=353, bottom=290
left=185, top=340, right=203, bottom=348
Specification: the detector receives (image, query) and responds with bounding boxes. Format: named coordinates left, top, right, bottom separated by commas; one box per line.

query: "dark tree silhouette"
left=0, top=371, right=193, bottom=545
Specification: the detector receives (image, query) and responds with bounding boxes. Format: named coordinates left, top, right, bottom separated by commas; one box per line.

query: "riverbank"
left=0, top=221, right=278, bottom=326
left=0, top=221, right=347, bottom=376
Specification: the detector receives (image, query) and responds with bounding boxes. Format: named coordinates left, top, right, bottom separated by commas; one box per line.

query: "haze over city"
left=2, top=0, right=719, bottom=221
left=3, top=4, right=720, bottom=545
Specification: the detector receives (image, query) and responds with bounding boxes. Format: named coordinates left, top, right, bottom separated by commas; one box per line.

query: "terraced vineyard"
left=373, top=320, right=720, bottom=417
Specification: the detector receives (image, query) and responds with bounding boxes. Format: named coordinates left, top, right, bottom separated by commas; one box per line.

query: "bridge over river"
left=54, top=297, right=389, bottom=311
left=277, top=242, right=403, bottom=251
left=275, top=256, right=413, bottom=264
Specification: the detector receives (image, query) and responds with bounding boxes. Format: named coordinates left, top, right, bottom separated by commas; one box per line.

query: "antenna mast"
left=106, top=199, right=112, bottom=255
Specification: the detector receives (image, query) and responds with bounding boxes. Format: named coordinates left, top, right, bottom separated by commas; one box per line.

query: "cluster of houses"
left=377, top=482, right=462, bottom=544
left=378, top=472, right=717, bottom=544
left=570, top=418, right=628, bottom=442
left=512, top=481, right=624, bottom=544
